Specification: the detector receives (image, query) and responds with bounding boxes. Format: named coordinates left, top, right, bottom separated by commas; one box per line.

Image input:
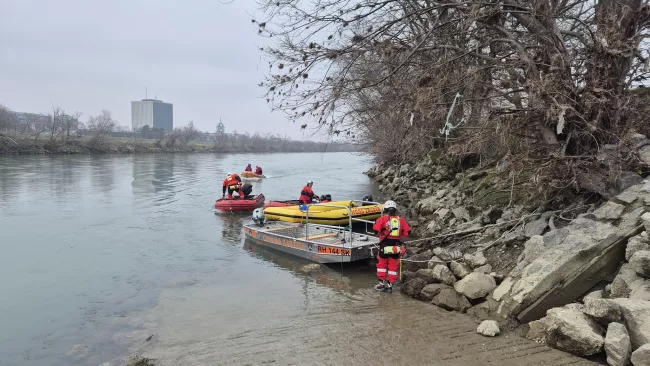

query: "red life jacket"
left=245, top=166, right=252, bottom=171
left=299, top=185, right=315, bottom=203
left=223, top=174, right=241, bottom=188
left=255, top=167, right=263, bottom=174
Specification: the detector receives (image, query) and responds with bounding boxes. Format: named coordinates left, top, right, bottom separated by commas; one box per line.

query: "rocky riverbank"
left=366, top=145, right=650, bottom=364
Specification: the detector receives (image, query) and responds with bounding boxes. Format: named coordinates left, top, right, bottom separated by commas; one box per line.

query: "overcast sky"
left=0, top=0, right=315, bottom=139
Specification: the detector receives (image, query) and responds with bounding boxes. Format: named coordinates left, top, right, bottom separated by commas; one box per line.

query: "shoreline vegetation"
left=0, top=134, right=361, bottom=155
left=0, top=107, right=359, bottom=155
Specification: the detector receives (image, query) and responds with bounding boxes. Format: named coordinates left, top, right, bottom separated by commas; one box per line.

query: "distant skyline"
left=0, top=0, right=321, bottom=139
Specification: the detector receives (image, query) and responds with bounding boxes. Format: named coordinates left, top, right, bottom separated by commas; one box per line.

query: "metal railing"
left=304, top=200, right=385, bottom=246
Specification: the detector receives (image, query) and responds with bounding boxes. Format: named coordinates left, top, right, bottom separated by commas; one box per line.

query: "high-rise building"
left=131, top=99, right=173, bottom=132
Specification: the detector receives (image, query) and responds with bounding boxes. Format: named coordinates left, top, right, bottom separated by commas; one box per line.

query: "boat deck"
left=252, top=221, right=380, bottom=248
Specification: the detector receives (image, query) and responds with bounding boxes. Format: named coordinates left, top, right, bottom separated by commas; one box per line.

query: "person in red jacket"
left=244, top=164, right=252, bottom=172
left=222, top=173, right=243, bottom=199
left=299, top=181, right=318, bottom=204
left=373, top=200, right=411, bottom=293
left=255, top=165, right=263, bottom=175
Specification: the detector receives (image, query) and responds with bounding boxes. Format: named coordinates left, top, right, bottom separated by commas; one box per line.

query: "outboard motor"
left=362, top=194, right=373, bottom=206
left=242, top=183, right=253, bottom=197
left=325, top=194, right=332, bottom=201
left=252, top=208, right=265, bottom=226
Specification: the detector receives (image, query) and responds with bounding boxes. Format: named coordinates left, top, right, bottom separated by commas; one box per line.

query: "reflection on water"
left=0, top=152, right=378, bottom=366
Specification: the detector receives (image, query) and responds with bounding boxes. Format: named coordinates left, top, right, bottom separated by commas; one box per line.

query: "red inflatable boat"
left=214, top=194, right=265, bottom=212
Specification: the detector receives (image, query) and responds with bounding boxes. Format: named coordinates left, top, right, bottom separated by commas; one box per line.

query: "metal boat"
left=242, top=203, right=382, bottom=264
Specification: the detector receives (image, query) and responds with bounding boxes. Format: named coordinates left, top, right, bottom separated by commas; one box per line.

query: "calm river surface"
left=0, top=153, right=593, bottom=366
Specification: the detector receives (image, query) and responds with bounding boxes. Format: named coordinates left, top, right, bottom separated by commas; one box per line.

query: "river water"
left=0, top=153, right=593, bottom=366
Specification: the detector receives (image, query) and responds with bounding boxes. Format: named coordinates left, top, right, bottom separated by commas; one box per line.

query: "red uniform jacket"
left=299, top=185, right=316, bottom=204
left=244, top=166, right=252, bottom=171
left=373, top=215, right=411, bottom=242
left=255, top=167, right=263, bottom=175
left=222, top=174, right=242, bottom=195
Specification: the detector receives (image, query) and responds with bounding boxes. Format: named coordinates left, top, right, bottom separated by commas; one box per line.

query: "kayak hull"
left=214, top=194, right=265, bottom=212
left=263, top=201, right=382, bottom=225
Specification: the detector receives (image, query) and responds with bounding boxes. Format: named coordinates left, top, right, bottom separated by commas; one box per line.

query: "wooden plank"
left=517, top=225, right=643, bottom=323
left=299, top=233, right=338, bottom=240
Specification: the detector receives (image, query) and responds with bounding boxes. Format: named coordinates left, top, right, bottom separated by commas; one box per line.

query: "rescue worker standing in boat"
left=222, top=173, right=243, bottom=199
left=373, top=200, right=411, bottom=293
left=299, top=181, right=318, bottom=204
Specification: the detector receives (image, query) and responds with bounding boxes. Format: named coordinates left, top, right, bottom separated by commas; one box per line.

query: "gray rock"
left=544, top=304, right=605, bottom=356
left=610, top=299, right=650, bottom=349
left=593, top=201, right=626, bottom=221
left=584, top=290, right=605, bottom=300
left=630, top=250, right=650, bottom=278
left=452, top=206, right=471, bottom=222
left=431, top=264, right=456, bottom=286
left=415, top=269, right=437, bottom=284
left=420, top=283, right=451, bottom=302
left=431, top=288, right=472, bottom=312
left=616, top=189, right=640, bottom=204
left=435, top=207, right=451, bottom=221
left=433, top=247, right=462, bottom=262
left=454, top=273, right=497, bottom=300
left=526, top=319, right=549, bottom=343
left=492, top=277, right=515, bottom=302
left=619, top=207, right=646, bottom=232
left=463, top=251, right=487, bottom=268
left=516, top=235, right=545, bottom=268
left=477, top=320, right=500, bottom=337
left=611, top=264, right=644, bottom=298
left=642, top=213, right=650, bottom=234
left=401, top=278, right=427, bottom=299
left=467, top=301, right=492, bottom=320
left=417, top=196, right=441, bottom=215
left=474, top=264, right=493, bottom=274
left=427, top=256, right=445, bottom=269
left=605, top=323, right=632, bottom=366
left=401, top=251, right=433, bottom=272
left=616, top=172, right=643, bottom=193
left=627, top=235, right=650, bottom=262
left=631, top=343, right=650, bottom=366
left=483, top=207, right=503, bottom=224
left=524, top=217, right=548, bottom=238
left=583, top=297, right=622, bottom=324
left=449, top=260, right=472, bottom=279
left=630, top=279, right=650, bottom=301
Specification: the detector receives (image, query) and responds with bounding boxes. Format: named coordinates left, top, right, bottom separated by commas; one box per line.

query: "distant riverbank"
left=0, top=135, right=360, bottom=155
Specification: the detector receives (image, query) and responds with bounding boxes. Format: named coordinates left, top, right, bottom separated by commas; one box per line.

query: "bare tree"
left=256, top=0, right=650, bottom=196
left=87, top=110, right=117, bottom=144
left=62, top=112, right=82, bottom=142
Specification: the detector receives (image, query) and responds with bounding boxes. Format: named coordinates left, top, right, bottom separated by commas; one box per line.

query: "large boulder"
left=473, top=264, right=493, bottom=274
left=583, top=298, right=622, bottom=324
left=401, top=278, right=427, bottom=299
left=605, top=323, right=632, bottom=366
left=611, top=264, right=645, bottom=298
left=449, top=260, right=472, bottom=279
left=415, top=269, right=437, bottom=284
left=610, top=299, right=650, bottom=349
left=476, top=320, right=500, bottom=337
left=417, top=196, right=441, bottom=215
left=431, top=289, right=472, bottom=312
left=629, top=250, right=650, bottom=278
left=593, top=201, right=626, bottom=221
left=463, top=251, right=487, bottom=268
left=642, top=212, right=650, bottom=233
left=543, top=304, right=605, bottom=357
left=524, top=217, right=548, bottom=238
left=420, top=283, right=451, bottom=302
left=401, top=251, right=433, bottom=272
left=454, top=273, right=497, bottom=300
left=431, top=264, right=456, bottom=286
left=631, top=343, right=650, bottom=366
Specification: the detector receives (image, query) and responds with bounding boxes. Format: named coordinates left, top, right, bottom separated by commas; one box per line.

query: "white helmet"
left=307, top=180, right=313, bottom=185
left=384, top=200, right=397, bottom=210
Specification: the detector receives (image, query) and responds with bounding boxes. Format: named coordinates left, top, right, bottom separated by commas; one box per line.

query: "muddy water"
left=0, top=153, right=593, bottom=366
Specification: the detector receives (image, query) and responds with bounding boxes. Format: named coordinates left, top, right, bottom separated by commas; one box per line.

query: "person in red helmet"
left=373, top=200, right=411, bottom=293
left=255, top=165, right=263, bottom=175
left=299, top=181, right=318, bottom=204
left=244, top=164, right=252, bottom=172
left=222, top=173, right=243, bottom=199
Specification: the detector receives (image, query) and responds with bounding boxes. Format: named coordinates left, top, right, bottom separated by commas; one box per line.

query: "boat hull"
left=214, top=193, right=265, bottom=212
left=263, top=201, right=382, bottom=225
left=241, top=171, right=265, bottom=179
left=264, top=200, right=303, bottom=208
left=242, top=223, right=377, bottom=264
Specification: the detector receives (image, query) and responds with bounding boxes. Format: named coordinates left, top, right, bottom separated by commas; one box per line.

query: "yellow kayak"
left=263, top=200, right=383, bottom=225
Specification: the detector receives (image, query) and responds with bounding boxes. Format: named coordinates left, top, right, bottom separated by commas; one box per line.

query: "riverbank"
left=0, top=135, right=360, bottom=155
